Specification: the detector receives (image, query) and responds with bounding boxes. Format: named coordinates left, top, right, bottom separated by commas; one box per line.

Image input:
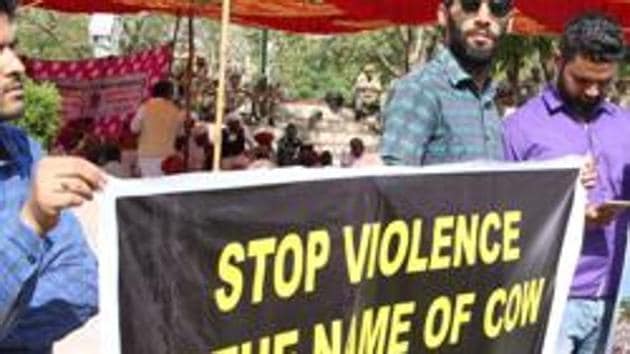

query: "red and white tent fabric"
left=24, top=46, right=172, bottom=142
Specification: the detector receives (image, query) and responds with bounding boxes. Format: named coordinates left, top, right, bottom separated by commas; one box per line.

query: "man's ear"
left=552, top=48, right=565, bottom=82
left=437, top=3, right=448, bottom=27
left=505, top=10, right=516, bottom=34
left=553, top=48, right=563, bottom=69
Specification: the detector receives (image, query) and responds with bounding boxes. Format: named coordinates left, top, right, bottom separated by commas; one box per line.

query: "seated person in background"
left=220, top=117, right=253, bottom=170
left=161, top=155, right=186, bottom=175
left=161, top=136, right=187, bottom=175
left=254, top=131, right=274, bottom=152
left=248, top=145, right=276, bottom=170
left=342, top=137, right=381, bottom=167
left=324, top=91, right=354, bottom=121
left=100, top=143, right=127, bottom=178
left=188, top=123, right=211, bottom=172
left=298, top=143, right=320, bottom=168
left=319, top=150, right=333, bottom=167
left=277, top=123, right=302, bottom=167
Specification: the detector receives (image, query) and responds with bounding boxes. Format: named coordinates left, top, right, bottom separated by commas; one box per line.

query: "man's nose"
left=474, top=2, right=492, bottom=27
left=3, top=48, right=25, bottom=77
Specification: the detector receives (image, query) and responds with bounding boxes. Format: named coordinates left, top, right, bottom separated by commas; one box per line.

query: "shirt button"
left=27, top=255, right=37, bottom=265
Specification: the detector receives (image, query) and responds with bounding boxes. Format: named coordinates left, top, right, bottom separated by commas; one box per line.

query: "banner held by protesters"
left=97, top=158, right=585, bottom=354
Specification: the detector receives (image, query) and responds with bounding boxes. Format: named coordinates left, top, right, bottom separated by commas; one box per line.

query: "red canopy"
left=517, top=0, right=630, bottom=39
left=329, top=0, right=630, bottom=39
left=22, top=0, right=396, bottom=33
left=22, top=0, right=630, bottom=40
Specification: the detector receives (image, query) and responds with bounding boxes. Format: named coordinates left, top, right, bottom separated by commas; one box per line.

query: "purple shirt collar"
left=541, top=85, right=616, bottom=117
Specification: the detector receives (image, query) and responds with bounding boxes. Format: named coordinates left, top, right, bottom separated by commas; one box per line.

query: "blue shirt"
left=0, top=123, right=98, bottom=353
left=380, top=46, right=503, bottom=166
left=503, top=86, right=630, bottom=299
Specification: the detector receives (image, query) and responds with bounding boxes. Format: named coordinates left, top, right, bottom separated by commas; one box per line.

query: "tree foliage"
left=16, top=8, right=92, bottom=60
left=11, top=79, right=61, bottom=149
left=266, top=26, right=439, bottom=101
left=493, top=34, right=556, bottom=85
left=118, top=14, right=175, bottom=55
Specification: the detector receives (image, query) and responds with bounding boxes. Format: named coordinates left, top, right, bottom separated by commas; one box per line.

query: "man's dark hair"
left=0, top=0, right=16, bottom=18
left=350, top=137, right=365, bottom=153
left=174, top=135, right=187, bottom=152
left=152, top=80, right=174, bottom=99
left=325, top=91, right=344, bottom=109
left=320, top=151, right=333, bottom=166
left=560, top=12, right=626, bottom=62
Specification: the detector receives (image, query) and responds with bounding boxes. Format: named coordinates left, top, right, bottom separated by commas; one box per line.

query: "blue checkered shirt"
left=0, top=123, right=98, bottom=354
left=381, top=47, right=503, bottom=166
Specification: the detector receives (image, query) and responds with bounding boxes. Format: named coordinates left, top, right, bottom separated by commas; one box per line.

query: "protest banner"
left=98, top=159, right=585, bottom=354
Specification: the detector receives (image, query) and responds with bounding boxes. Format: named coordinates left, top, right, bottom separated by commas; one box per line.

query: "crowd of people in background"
left=47, top=12, right=630, bottom=180
left=49, top=61, right=630, bottom=179
left=50, top=63, right=389, bottom=177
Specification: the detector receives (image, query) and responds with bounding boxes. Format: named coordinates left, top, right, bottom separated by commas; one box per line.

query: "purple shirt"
left=503, top=86, right=630, bottom=299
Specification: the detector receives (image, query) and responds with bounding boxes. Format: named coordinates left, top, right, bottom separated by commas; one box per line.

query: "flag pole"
left=183, top=14, right=195, bottom=170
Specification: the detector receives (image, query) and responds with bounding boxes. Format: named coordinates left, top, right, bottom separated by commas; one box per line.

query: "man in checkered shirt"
left=381, top=0, right=514, bottom=166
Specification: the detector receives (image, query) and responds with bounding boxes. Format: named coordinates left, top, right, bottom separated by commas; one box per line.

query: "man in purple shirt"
left=503, top=13, right=630, bottom=354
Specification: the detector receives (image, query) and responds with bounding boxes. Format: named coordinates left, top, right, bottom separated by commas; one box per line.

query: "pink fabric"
left=25, top=46, right=172, bottom=141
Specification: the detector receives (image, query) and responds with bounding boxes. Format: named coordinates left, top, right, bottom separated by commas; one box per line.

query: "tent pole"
left=212, top=0, right=232, bottom=172
left=183, top=14, right=195, bottom=170
left=261, top=29, right=268, bottom=77
left=169, top=13, right=182, bottom=75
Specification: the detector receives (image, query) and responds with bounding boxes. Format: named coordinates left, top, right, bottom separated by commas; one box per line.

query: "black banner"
left=114, top=168, right=579, bottom=354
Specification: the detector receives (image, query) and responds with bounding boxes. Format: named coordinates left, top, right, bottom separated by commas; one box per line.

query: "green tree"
left=268, top=26, right=439, bottom=100
left=118, top=14, right=175, bottom=55
left=269, top=33, right=363, bottom=99
left=11, top=79, right=61, bottom=149
left=16, top=8, right=92, bottom=60
left=494, top=34, right=556, bottom=86
left=621, top=52, right=630, bottom=78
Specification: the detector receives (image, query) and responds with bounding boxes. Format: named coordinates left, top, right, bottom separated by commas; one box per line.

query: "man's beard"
left=447, top=17, right=498, bottom=69
left=557, top=71, right=602, bottom=119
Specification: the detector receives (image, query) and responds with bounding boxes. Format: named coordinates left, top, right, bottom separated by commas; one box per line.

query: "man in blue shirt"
left=0, top=0, right=105, bottom=352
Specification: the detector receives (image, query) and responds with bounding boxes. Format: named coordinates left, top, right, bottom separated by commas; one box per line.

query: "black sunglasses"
left=460, top=0, right=513, bottom=18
